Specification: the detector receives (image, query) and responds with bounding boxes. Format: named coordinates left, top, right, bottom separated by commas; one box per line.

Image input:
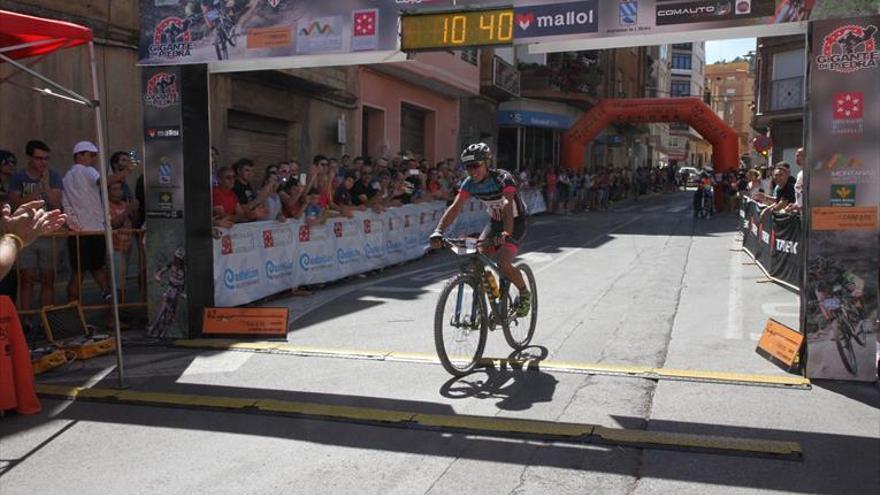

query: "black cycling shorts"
left=479, top=216, right=527, bottom=254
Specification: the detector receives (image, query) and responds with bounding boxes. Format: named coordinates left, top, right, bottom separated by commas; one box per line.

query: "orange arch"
left=561, top=98, right=739, bottom=173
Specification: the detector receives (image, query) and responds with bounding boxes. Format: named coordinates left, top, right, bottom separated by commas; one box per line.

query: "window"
left=460, top=49, right=478, bottom=66
left=726, top=88, right=736, bottom=96
left=672, top=54, right=692, bottom=70
left=671, top=80, right=690, bottom=96
left=672, top=43, right=692, bottom=50
left=772, top=49, right=805, bottom=80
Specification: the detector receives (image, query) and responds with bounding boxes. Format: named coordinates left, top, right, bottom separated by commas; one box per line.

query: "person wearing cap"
left=62, top=140, right=134, bottom=304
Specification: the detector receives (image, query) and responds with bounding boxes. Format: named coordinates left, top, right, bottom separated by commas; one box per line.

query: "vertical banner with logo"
left=805, top=16, right=879, bottom=381
left=142, top=66, right=188, bottom=339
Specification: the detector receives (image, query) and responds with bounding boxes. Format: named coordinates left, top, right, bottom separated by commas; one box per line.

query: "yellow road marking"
left=35, top=384, right=802, bottom=459
left=174, top=340, right=810, bottom=388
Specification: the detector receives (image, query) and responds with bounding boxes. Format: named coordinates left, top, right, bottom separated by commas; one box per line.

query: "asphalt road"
left=2, top=191, right=878, bottom=495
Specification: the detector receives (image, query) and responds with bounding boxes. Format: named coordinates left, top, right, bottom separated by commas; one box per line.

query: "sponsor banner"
left=805, top=16, right=879, bottom=381
left=768, top=210, right=801, bottom=288
left=142, top=66, right=188, bottom=339
left=740, top=197, right=801, bottom=291
left=514, top=1, right=599, bottom=41
left=511, top=0, right=787, bottom=44
left=138, top=0, right=405, bottom=65
left=213, top=199, right=486, bottom=307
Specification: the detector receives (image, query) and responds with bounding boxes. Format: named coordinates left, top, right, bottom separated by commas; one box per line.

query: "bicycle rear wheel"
left=434, top=274, right=488, bottom=376
left=501, top=263, right=538, bottom=350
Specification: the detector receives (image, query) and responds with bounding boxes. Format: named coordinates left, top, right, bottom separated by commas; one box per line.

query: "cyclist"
left=809, top=256, right=865, bottom=323
left=692, top=170, right=714, bottom=217
left=429, top=143, right=531, bottom=317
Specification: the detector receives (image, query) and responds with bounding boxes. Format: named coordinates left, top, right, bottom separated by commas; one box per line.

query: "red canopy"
left=0, top=9, right=92, bottom=62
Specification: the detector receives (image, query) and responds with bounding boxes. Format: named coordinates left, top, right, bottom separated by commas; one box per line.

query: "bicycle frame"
left=451, top=248, right=512, bottom=330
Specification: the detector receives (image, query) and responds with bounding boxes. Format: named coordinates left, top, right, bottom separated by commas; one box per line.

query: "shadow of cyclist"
left=438, top=346, right=558, bottom=411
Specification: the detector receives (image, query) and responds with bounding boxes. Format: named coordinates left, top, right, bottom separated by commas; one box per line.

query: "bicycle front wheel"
left=434, top=274, right=488, bottom=376
left=501, top=263, right=538, bottom=350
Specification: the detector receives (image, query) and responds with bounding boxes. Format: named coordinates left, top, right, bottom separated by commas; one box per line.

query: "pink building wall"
left=356, top=67, right=466, bottom=163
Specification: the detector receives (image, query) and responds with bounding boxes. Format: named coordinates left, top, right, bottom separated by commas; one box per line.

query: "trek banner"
left=138, top=0, right=407, bottom=65
left=805, top=15, right=879, bottom=381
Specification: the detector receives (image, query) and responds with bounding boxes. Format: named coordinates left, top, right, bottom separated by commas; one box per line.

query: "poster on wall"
left=142, top=66, right=189, bottom=339
left=805, top=15, right=879, bottom=381
left=138, top=0, right=415, bottom=65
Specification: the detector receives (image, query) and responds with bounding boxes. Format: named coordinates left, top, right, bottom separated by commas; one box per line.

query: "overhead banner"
left=138, top=0, right=410, bottom=65
left=513, top=0, right=806, bottom=45
left=805, top=15, right=879, bottom=381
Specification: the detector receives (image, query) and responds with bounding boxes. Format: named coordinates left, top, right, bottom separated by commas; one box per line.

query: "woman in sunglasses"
left=429, top=143, right=531, bottom=317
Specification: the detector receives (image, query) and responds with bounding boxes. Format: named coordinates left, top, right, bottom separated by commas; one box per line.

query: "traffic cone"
left=0, top=295, right=41, bottom=415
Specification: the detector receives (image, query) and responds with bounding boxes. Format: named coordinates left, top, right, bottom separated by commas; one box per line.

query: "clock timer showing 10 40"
left=401, top=8, right=515, bottom=51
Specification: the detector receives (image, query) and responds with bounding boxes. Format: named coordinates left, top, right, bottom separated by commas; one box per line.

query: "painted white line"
left=667, top=206, right=688, bottom=213
left=518, top=251, right=554, bottom=264
left=726, top=238, right=744, bottom=340
left=643, top=205, right=665, bottom=212
left=180, top=351, right=253, bottom=377
left=534, top=216, right=642, bottom=275
left=49, top=364, right=117, bottom=417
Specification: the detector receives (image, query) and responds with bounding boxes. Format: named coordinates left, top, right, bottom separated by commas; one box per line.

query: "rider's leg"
left=497, top=244, right=526, bottom=291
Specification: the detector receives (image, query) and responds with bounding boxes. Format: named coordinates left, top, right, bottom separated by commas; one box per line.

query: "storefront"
left=496, top=100, right=580, bottom=173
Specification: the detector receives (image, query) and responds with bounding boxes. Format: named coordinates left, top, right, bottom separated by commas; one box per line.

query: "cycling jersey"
left=457, top=169, right=527, bottom=221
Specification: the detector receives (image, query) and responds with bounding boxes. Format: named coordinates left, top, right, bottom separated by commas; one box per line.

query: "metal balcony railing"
left=770, top=76, right=804, bottom=111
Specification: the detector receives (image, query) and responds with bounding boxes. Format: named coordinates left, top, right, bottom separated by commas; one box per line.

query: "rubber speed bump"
left=36, top=385, right=803, bottom=460
left=174, top=340, right=811, bottom=389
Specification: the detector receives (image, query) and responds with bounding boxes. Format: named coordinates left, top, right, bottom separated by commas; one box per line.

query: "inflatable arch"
left=561, top=97, right=740, bottom=173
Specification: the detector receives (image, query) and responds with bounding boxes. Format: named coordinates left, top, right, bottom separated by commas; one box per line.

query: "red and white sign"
left=352, top=9, right=378, bottom=51
left=834, top=92, right=863, bottom=119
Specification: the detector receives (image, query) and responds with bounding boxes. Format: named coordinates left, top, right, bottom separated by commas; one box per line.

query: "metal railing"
left=6, top=229, right=147, bottom=317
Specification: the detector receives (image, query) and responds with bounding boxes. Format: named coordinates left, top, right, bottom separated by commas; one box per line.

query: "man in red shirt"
left=212, top=166, right=244, bottom=227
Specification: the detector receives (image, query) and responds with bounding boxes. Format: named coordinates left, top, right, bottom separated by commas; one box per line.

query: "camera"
left=128, top=150, right=140, bottom=166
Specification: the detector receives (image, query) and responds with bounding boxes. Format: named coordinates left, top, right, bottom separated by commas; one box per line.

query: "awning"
left=0, top=9, right=92, bottom=61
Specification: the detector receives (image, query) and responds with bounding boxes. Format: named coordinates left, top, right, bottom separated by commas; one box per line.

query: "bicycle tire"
left=841, top=307, right=867, bottom=346
left=434, top=273, right=488, bottom=376
left=501, top=263, right=538, bottom=350
left=835, top=335, right=858, bottom=375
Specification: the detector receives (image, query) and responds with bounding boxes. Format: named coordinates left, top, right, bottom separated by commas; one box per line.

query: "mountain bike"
left=821, top=286, right=868, bottom=375
left=694, top=185, right=714, bottom=219
left=203, top=4, right=238, bottom=60
left=433, top=237, right=538, bottom=376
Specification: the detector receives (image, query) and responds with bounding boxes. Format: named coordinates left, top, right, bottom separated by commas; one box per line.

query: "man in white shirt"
left=62, top=141, right=133, bottom=303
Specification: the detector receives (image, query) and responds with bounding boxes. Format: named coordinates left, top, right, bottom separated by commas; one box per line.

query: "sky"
left=705, top=38, right=756, bottom=64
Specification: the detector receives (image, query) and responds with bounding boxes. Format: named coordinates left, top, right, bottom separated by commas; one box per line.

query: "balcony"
left=770, top=76, right=804, bottom=111
left=517, top=53, right=602, bottom=110
left=480, top=53, right=520, bottom=101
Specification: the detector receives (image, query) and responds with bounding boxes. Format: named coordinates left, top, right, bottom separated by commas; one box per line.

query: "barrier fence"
left=5, top=229, right=148, bottom=317
left=214, top=190, right=547, bottom=307
left=739, top=197, right=802, bottom=292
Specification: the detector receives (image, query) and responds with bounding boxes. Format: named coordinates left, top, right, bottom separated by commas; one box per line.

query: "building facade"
left=705, top=60, right=757, bottom=168
left=752, top=35, right=806, bottom=174
left=667, top=42, right=711, bottom=168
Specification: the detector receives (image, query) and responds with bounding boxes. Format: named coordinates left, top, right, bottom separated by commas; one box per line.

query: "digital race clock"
left=400, top=8, right=515, bottom=51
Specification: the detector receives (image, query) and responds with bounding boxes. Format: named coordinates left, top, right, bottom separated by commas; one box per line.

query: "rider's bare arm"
left=436, top=191, right=467, bottom=233
left=501, top=191, right=515, bottom=235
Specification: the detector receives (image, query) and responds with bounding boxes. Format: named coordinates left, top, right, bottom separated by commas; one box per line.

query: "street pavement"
left=1, top=191, right=878, bottom=495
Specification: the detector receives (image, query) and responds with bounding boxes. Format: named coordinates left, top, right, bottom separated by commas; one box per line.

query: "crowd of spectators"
left=211, top=151, right=469, bottom=228
left=0, top=140, right=141, bottom=337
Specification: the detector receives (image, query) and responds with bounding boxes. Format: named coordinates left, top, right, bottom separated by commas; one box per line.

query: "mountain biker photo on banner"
left=138, top=0, right=402, bottom=65
left=804, top=235, right=878, bottom=381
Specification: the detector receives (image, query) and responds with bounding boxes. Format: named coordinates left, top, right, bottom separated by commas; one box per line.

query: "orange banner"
left=756, top=319, right=804, bottom=369
left=203, top=307, right=289, bottom=336
left=811, top=207, right=878, bottom=231
left=246, top=26, right=292, bottom=49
